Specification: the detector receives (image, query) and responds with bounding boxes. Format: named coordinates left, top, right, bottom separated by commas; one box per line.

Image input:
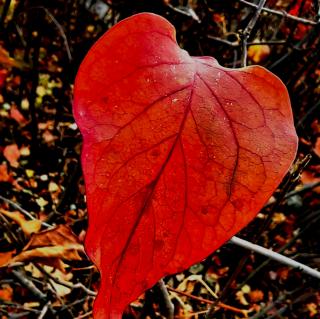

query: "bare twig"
left=158, top=279, right=174, bottom=319
left=0, top=194, right=51, bottom=228
left=75, top=311, right=93, bottom=319
left=207, top=35, right=287, bottom=48
left=283, top=180, right=320, bottom=198
left=238, top=209, right=320, bottom=287
left=229, top=236, right=320, bottom=279
left=0, top=0, right=11, bottom=26
left=30, top=6, right=72, bottom=61
left=239, top=0, right=319, bottom=25
left=165, top=3, right=201, bottom=23
left=35, top=263, right=97, bottom=296
left=296, top=100, right=320, bottom=127
left=0, top=301, right=41, bottom=314
left=167, top=286, right=251, bottom=316
left=12, top=269, right=47, bottom=301
left=241, top=0, right=267, bottom=66
left=37, top=302, right=51, bottom=319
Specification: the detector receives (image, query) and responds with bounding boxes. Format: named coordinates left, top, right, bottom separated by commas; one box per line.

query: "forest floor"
left=0, top=1, right=319, bottom=318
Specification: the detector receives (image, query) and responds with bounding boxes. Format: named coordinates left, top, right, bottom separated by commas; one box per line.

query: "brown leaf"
left=0, top=209, right=42, bottom=236
left=24, top=224, right=81, bottom=249
left=11, top=245, right=83, bottom=264
left=0, top=46, right=28, bottom=69
left=6, top=225, right=84, bottom=271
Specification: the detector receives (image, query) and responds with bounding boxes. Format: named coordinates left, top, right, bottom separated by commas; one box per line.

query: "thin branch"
left=75, top=311, right=93, bottom=319
left=284, top=181, right=320, bottom=198
left=241, top=0, right=267, bottom=66
left=158, top=279, right=174, bottom=319
left=12, top=269, right=47, bottom=301
left=207, top=35, right=287, bottom=48
left=37, top=302, right=51, bottom=319
left=28, top=6, right=72, bottom=61
left=238, top=210, right=320, bottom=287
left=239, top=0, right=319, bottom=25
left=0, top=194, right=51, bottom=228
left=296, top=100, right=320, bottom=127
left=229, top=236, right=320, bottom=279
left=167, top=286, right=251, bottom=316
left=35, top=264, right=97, bottom=296
left=207, top=35, right=239, bottom=47
left=165, top=3, right=201, bottom=23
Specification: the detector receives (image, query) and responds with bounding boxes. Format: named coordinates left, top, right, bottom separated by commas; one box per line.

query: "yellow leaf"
left=247, top=43, right=270, bottom=63
left=35, top=197, right=48, bottom=208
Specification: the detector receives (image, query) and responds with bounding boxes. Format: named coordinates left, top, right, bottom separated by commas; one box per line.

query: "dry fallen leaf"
left=0, top=46, right=26, bottom=69
left=0, top=209, right=42, bottom=236
left=4, top=225, right=84, bottom=272
left=0, top=284, right=13, bottom=301
left=0, top=250, right=16, bottom=267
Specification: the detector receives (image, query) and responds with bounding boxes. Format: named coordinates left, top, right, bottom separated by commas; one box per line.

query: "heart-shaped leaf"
left=73, top=13, right=297, bottom=319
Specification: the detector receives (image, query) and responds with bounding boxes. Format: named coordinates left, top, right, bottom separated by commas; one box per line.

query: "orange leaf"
left=0, top=250, right=16, bottom=267
left=3, top=144, right=20, bottom=168
left=10, top=105, right=27, bottom=124
left=0, top=285, right=13, bottom=301
left=0, top=163, right=12, bottom=182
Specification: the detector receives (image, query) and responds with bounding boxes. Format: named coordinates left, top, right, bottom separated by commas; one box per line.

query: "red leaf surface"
left=73, top=13, right=298, bottom=319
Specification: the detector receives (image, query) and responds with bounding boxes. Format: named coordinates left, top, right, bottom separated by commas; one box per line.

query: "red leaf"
left=73, top=13, right=297, bottom=319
